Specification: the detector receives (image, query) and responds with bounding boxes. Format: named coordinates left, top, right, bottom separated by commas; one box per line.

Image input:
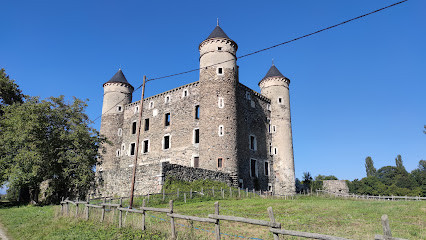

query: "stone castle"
left=97, top=24, right=296, bottom=196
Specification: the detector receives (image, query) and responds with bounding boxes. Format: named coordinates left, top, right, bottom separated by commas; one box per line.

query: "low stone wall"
left=323, top=180, right=349, bottom=194
left=162, top=162, right=233, bottom=186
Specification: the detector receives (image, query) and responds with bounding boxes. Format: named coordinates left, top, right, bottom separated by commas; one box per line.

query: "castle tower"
left=259, top=64, right=295, bottom=195
left=198, top=24, right=239, bottom=182
left=99, top=69, right=134, bottom=170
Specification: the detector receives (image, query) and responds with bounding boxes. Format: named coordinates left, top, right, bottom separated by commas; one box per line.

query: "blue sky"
left=0, top=0, right=424, bottom=193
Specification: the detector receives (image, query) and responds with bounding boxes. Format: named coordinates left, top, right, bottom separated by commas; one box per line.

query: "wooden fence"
left=60, top=198, right=407, bottom=240
left=317, top=190, right=426, bottom=201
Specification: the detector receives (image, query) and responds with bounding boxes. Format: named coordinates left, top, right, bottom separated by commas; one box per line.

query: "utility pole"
left=129, top=75, right=147, bottom=208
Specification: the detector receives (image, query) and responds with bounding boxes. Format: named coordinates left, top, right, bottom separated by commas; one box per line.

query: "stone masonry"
left=97, top=24, right=296, bottom=197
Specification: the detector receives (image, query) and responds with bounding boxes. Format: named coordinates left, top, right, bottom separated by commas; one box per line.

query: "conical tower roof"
left=206, top=25, right=230, bottom=40
left=262, top=64, right=286, bottom=80
left=103, top=69, right=134, bottom=89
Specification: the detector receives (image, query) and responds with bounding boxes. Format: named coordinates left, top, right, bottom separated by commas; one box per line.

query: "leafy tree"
left=0, top=96, right=105, bottom=204
left=0, top=68, right=24, bottom=110
left=301, top=172, right=313, bottom=192
left=411, top=160, right=426, bottom=196
left=395, top=155, right=406, bottom=173
left=365, top=156, right=376, bottom=177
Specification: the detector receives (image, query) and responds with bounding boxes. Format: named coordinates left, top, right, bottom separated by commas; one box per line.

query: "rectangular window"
left=194, top=129, right=200, bottom=144
left=217, top=67, right=223, bottom=75
left=246, top=91, right=251, bottom=100
left=218, top=125, right=224, bottom=136
left=238, top=179, right=244, bottom=188
left=278, top=97, right=283, bottom=104
left=130, top=143, right=136, bottom=156
left=249, top=135, right=256, bottom=151
left=217, top=158, right=223, bottom=168
left=143, top=140, right=149, bottom=153
left=193, top=157, right=199, bottom=168
left=265, top=162, right=269, bottom=176
left=132, top=122, right=137, bottom=134
left=195, top=105, right=200, bottom=119
left=144, top=118, right=149, bottom=131
left=250, top=159, right=257, bottom=177
left=165, top=113, right=170, bottom=126
left=163, top=135, right=170, bottom=149
left=218, top=97, right=224, bottom=108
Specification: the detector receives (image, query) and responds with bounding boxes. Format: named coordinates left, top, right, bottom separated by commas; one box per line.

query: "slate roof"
left=206, top=26, right=230, bottom=39
left=262, top=65, right=286, bottom=80
left=104, top=69, right=134, bottom=89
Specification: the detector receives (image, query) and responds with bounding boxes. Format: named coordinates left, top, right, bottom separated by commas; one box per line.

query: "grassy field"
left=0, top=196, right=424, bottom=240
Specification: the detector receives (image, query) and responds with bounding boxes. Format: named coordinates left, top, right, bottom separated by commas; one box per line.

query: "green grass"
left=0, top=196, right=424, bottom=240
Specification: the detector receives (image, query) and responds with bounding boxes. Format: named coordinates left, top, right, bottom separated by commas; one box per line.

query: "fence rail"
left=60, top=198, right=407, bottom=240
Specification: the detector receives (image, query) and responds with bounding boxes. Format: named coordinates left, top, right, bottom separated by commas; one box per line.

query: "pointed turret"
left=103, top=69, right=134, bottom=89
left=206, top=25, right=230, bottom=40
left=259, top=64, right=289, bottom=85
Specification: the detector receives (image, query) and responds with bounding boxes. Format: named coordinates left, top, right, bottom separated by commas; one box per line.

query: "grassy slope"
left=0, top=196, right=424, bottom=240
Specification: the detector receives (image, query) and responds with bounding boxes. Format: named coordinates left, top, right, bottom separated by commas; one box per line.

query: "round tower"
left=259, top=64, right=295, bottom=195
left=99, top=69, right=134, bottom=171
left=198, top=23, right=239, bottom=182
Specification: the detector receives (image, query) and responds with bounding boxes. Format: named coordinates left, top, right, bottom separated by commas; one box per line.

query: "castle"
left=97, top=24, right=296, bottom=196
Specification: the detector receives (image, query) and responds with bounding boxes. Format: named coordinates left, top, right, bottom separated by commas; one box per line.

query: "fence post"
left=119, top=197, right=123, bottom=228
left=75, top=198, right=79, bottom=217
left=221, top=188, right=224, bottom=199
left=214, top=201, right=221, bottom=240
left=184, top=193, right=187, bottom=203
left=101, top=197, right=106, bottom=223
left=147, top=193, right=150, bottom=204
left=61, top=197, right=64, bottom=215
left=381, top=214, right=392, bottom=238
left=66, top=199, right=69, bottom=216
left=177, top=189, right=179, bottom=198
left=212, top=187, right=215, bottom=197
left=246, top=188, right=248, bottom=198
left=238, top=188, right=241, bottom=198
left=253, top=189, right=255, bottom=197
left=141, top=199, right=146, bottom=231
left=190, top=189, right=193, bottom=199
left=163, top=188, right=165, bottom=201
left=267, top=207, right=280, bottom=240
left=169, top=200, right=176, bottom=240
left=229, top=187, right=232, bottom=198
left=85, top=196, right=89, bottom=220
left=201, top=187, right=203, bottom=195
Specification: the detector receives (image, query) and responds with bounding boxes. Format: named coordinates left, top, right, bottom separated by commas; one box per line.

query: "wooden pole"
left=85, top=196, right=89, bottom=220
left=101, top=197, right=106, bottom=222
left=229, top=187, right=232, bottom=198
left=75, top=198, right=79, bottom=217
left=170, top=200, right=176, bottom=240
left=163, top=188, right=165, bottom=201
left=267, top=207, right=280, bottom=240
left=119, top=197, right=123, bottom=228
left=214, top=201, right=221, bottom=240
left=212, top=187, right=215, bottom=197
left=184, top=193, right=187, bottom=203
left=221, top=188, right=224, bottom=199
left=129, top=75, right=147, bottom=209
left=381, top=214, right=392, bottom=238
left=141, top=199, right=146, bottom=231
left=177, top=188, right=179, bottom=198
left=246, top=188, right=248, bottom=198
left=238, top=188, right=241, bottom=198
left=190, top=189, right=192, bottom=199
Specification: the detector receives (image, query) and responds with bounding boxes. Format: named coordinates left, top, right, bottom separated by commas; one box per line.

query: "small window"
left=134, top=106, right=139, bottom=113
left=268, top=183, right=272, bottom=192
left=192, top=156, right=199, bottom=168
left=218, top=125, right=224, bottom=136
left=218, top=97, right=224, bottom=108
left=194, top=129, right=200, bottom=144
left=195, top=105, right=200, bottom=119
left=218, top=47, right=222, bottom=51
left=245, top=91, right=251, bottom=100
left=165, top=113, right=171, bottom=126
left=144, top=118, right=149, bottom=131
left=251, top=100, right=255, bottom=108
left=272, top=125, right=277, bottom=133
left=217, top=67, right=223, bottom=75
left=132, top=122, right=137, bottom=134
left=267, top=104, right=271, bottom=111
left=182, top=89, right=188, bottom=97
left=238, top=179, right=244, bottom=188
left=149, top=101, right=154, bottom=109
left=130, top=143, right=136, bottom=156
left=165, top=95, right=170, bottom=103
left=117, top=106, right=122, bottom=112
left=278, top=97, right=283, bottom=104
left=116, top=149, right=120, bottom=157
left=163, top=135, right=170, bottom=150
left=249, top=135, right=257, bottom=151
left=274, top=147, right=278, bottom=155
left=143, top=140, right=149, bottom=153
left=117, top=128, right=122, bottom=136
left=217, top=158, right=223, bottom=168
left=269, top=143, right=272, bottom=155
left=265, top=161, right=269, bottom=176
left=250, top=159, right=258, bottom=177
left=122, top=143, right=125, bottom=151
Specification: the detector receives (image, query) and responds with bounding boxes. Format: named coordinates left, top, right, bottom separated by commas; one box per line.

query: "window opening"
left=265, top=162, right=269, bottom=176
left=250, top=159, right=257, bottom=177
left=238, top=179, right=244, bottom=188
left=149, top=101, right=154, bottom=109
left=117, top=128, right=122, bottom=136
left=144, top=118, right=149, bottom=131
left=165, top=113, right=170, bottom=126
left=218, top=97, right=224, bottom=108
left=116, top=149, right=120, bottom=157
left=143, top=140, right=149, bottom=153
left=218, top=125, right=224, bottom=136
left=135, top=106, right=139, bottom=113
left=246, top=91, right=251, bottom=100
left=130, top=143, right=136, bottom=156
left=217, top=67, right=223, bottom=75
left=163, top=135, right=170, bottom=149
left=218, top=47, right=222, bottom=51
left=195, top=105, right=200, bottom=119
left=274, top=147, right=278, bottom=155
left=165, top=95, right=170, bottom=103
left=249, top=135, right=257, bottom=151
left=132, top=122, right=137, bottom=134
left=183, top=89, right=188, bottom=97
left=217, top=158, right=223, bottom=168
left=278, top=97, right=283, bottom=104
left=194, top=129, right=200, bottom=144
left=117, top=106, right=122, bottom=112
left=193, top=157, right=199, bottom=168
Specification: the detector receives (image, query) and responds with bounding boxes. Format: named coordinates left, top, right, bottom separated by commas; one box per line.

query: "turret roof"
left=206, top=25, right=230, bottom=40
left=262, top=64, right=287, bottom=80
left=104, top=69, right=134, bottom=89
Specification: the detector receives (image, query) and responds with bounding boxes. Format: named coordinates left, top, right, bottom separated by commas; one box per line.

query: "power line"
left=92, top=0, right=408, bottom=122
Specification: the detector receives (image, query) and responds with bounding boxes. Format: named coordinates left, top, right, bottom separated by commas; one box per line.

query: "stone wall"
left=323, top=180, right=349, bottom=194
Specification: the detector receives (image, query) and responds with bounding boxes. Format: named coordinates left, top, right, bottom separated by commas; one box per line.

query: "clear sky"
left=0, top=0, right=424, bottom=190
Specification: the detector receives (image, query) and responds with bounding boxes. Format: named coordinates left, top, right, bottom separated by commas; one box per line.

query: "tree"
left=411, top=160, right=426, bottom=196
left=301, top=172, right=313, bottom=192
left=395, top=155, right=406, bottom=173
left=365, top=156, right=376, bottom=177
left=0, top=68, right=24, bottom=111
left=0, top=96, right=105, bottom=204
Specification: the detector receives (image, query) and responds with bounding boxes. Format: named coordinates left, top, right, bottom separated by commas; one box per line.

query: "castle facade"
left=98, top=25, right=296, bottom=196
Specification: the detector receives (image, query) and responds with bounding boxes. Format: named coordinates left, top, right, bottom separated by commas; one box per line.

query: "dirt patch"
left=0, top=221, right=9, bottom=240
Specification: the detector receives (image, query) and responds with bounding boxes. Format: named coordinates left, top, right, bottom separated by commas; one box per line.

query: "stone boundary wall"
left=161, top=162, right=234, bottom=186
left=323, top=180, right=349, bottom=194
